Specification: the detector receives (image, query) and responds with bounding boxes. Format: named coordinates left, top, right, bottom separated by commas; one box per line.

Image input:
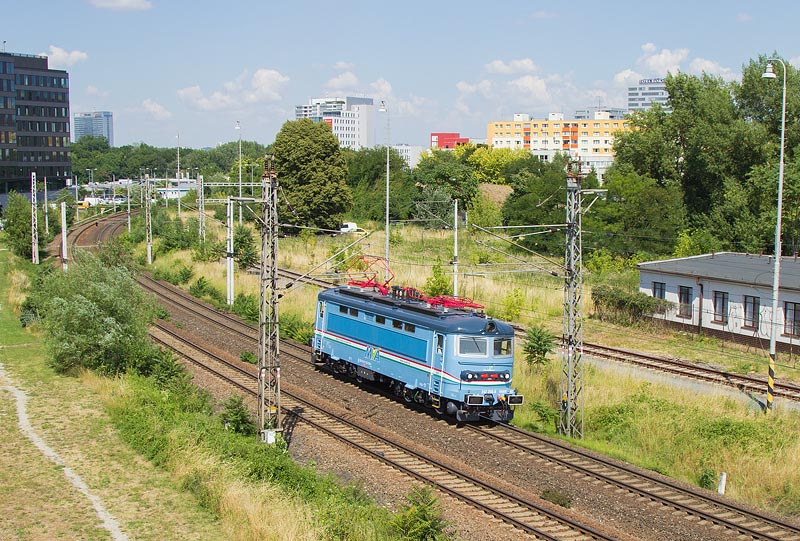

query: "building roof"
left=637, top=252, right=800, bottom=290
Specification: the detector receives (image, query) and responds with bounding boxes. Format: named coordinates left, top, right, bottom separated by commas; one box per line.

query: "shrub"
left=424, top=260, right=452, bottom=297
left=523, top=325, right=556, bottom=369
left=240, top=351, right=257, bottom=364
left=281, top=312, right=314, bottom=345
left=232, top=292, right=259, bottom=323
left=591, top=284, right=672, bottom=325
left=221, top=394, right=256, bottom=435
left=390, top=486, right=453, bottom=540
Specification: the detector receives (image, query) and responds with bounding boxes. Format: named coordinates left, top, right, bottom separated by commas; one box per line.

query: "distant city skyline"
left=5, top=0, right=800, bottom=149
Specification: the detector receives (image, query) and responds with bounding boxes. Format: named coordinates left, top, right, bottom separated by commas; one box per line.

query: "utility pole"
left=259, top=154, right=282, bottom=442
left=559, top=159, right=584, bottom=439
left=43, top=176, right=49, bottom=236
left=145, top=178, right=153, bottom=265
left=30, top=172, right=39, bottom=264
left=453, top=199, right=458, bottom=297
left=197, top=174, right=205, bottom=243
left=226, top=197, right=234, bottom=305
left=176, top=133, right=181, bottom=219
left=60, top=201, right=68, bottom=271
left=126, top=181, right=131, bottom=233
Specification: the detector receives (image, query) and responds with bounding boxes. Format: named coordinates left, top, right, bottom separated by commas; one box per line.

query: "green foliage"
left=272, top=118, right=353, bottom=231
left=390, top=486, right=453, bottom=541
left=345, top=147, right=417, bottom=222
left=188, top=276, right=225, bottom=304
left=240, top=351, right=257, bottom=364
left=232, top=292, right=259, bottom=322
left=414, top=150, right=479, bottom=208
left=467, top=191, right=502, bottom=229
left=29, top=250, right=157, bottom=375
left=523, top=325, right=556, bottom=369
left=501, top=287, right=524, bottom=321
left=697, top=466, right=717, bottom=491
left=424, top=261, right=452, bottom=297
left=415, top=187, right=455, bottom=229
left=3, top=192, right=34, bottom=259
left=281, top=312, right=314, bottom=344
left=591, top=284, right=672, bottom=325
left=672, top=228, right=725, bottom=258
left=221, top=394, right=256, bottom=435
left=541, top=489, right=572, bottom=508
left=233, top=225, right=258, bottom=267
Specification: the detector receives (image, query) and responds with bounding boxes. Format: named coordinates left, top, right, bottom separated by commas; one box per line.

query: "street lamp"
left=378, top=101, right=390, bottom=281
left=762, top=58, right=787, bottom=414
left=236, top=120, right=242, bottom=225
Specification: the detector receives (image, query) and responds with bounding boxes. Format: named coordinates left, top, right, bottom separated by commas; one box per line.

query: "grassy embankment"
left=145, top=211, right=800, bottom=517
left=1, top=239, right=439, bottom=540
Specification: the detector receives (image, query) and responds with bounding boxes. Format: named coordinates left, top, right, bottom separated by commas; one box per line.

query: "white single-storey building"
left=637, top=252, right=800, bottom=351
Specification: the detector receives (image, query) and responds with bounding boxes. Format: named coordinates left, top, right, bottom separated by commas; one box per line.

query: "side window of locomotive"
left=318, top=301, right=325, bottom=318
left=339, top=304, right=347, bottom=314
left=493, top=338, right=513, bottom=357
left=349, top=308, right=358, bottom=317
left=404, top=323, right=415, bottom=333
left=392, top=319, right=403, bottom=329
left=376, top=315, right=386, bottom=325
left=436, top=334, right=444, bottom=355
left=458, top=336, right=488, bottom=357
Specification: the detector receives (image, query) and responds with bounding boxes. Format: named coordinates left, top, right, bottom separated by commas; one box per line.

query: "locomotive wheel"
left=403, top=388, right=413, bottom=403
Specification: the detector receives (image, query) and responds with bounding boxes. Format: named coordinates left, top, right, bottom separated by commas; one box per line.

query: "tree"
left=501, top=157, right=569, bottom=256
left=3, top=192, right=33, bottom=259
left=414, top=150, right=479, bottom=208
left=345, top=147, right=416, bottom=222
left=271, top=119, right=353, bottom=231
left=588, top=168, right=686, bottom=256
left=523, top=325, right=556, bottom=370
left=233, top=225, right=258, bottom=267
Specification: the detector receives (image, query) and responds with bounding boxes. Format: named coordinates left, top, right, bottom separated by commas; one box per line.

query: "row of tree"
left=60, top=53, right=797, bottom=262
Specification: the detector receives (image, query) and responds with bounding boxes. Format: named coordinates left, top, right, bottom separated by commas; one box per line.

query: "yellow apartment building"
left=486, top=111, right=631, bottom=180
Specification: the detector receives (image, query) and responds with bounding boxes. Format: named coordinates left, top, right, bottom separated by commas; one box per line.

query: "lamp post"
left=762, top=58, right=787, bottom=414
left=236, top=120, right=242, bottom=225
left=379, top=101, right=390, bottom=281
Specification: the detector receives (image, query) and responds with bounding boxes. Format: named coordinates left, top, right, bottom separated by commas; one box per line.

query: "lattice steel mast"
left=258, top=155, right=282, bottom=442
left=559, top=160, right=584, bottom=439
left=30, top=172, right=39, bottom=264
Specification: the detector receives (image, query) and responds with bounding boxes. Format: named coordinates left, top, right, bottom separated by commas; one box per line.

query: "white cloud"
left=88, top=0, right=152, bottom=10
left=456, top=80, right=493, bottom=97
left=142, top=99, right=171, bottom=120
left=638, top=42, right=688, bottom=75
left=370, top=78, right=393, bottom=99
left=40, top=46, right=88, bottom=68
left=508, top=75, right=550, bottom=103
left=485, top=58, right=537, bottom=75
left=688, top=58, right=736, bottom=80
left=86, top=85, right=109, bottom=98
left=324, top=71, right=359, bottom=91
left=612, top=69, right=642, bottom=87
left=246, top=69, right=289, bottom=103
left=177, top=68, right=288, bottom=111
left=737, top=12, right=752, bottom=22
left=334, top=61, right=355, bottom=70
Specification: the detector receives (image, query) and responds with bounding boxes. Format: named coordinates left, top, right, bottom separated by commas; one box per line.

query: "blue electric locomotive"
left=312, top=284, right=524, bottom=422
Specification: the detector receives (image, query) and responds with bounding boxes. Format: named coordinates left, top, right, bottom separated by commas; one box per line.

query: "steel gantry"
left=258, top=155, right=282, bottom=443
left=558, top=159, right=606, bottom=439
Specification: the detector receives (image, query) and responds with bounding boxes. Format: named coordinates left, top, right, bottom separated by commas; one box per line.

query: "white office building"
left=627, top=78, right=670, bottom=113
left=295, top=96, right=376, bottom=150
left=393, top=144, right=424, bottom=169
left=74, top=111, right=114, bottom=146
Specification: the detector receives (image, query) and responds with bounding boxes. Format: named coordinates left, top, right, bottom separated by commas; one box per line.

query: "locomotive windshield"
left=493, top=338, right=513, bottom=357
left=458, top=336, right=487, bottom=356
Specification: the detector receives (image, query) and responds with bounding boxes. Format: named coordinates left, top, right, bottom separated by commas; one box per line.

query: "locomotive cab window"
left=493, top=338, right=513, bottom=357
left=458, top=336, right=488, bottom=357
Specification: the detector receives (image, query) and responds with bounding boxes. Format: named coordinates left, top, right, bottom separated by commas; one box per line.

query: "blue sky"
left=6, top=0, right=800, bottom=149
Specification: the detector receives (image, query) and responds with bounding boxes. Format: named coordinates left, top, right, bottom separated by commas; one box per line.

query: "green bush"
left=591, top=284, right=672, bottom=325
left=232, top=292, right=259, bottom=322
left=523, top=325, right=556, bottom=369
left=390, top=486, right=453, bottom=540
left=424, top=260, right=452, bottom=297
left=220, top=394, right=256, bottom=435
left=240, top=351, right=257, bottom=364
left=281, top=312, right=314, bottom=345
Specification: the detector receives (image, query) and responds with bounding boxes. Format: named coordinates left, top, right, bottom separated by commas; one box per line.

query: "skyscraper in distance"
left=74, top=111, right=114, bottom=146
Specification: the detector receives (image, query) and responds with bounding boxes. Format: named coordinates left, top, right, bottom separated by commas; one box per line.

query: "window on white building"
left=744, top=296, right=760, bottom=328
left=785, top=302, right=800, bottom=336
left=653, top=282, right=666, bottom=299
left=713, top=291, right=729, bottom=324
left=678, top=286, right=692, bottom=318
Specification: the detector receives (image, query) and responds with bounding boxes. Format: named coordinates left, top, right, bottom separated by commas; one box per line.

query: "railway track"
left=140, top=272, right=800, bottom=540
left=150, top=321, right=614, bottom=541
left=467, top=421, right=800, bottom=541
